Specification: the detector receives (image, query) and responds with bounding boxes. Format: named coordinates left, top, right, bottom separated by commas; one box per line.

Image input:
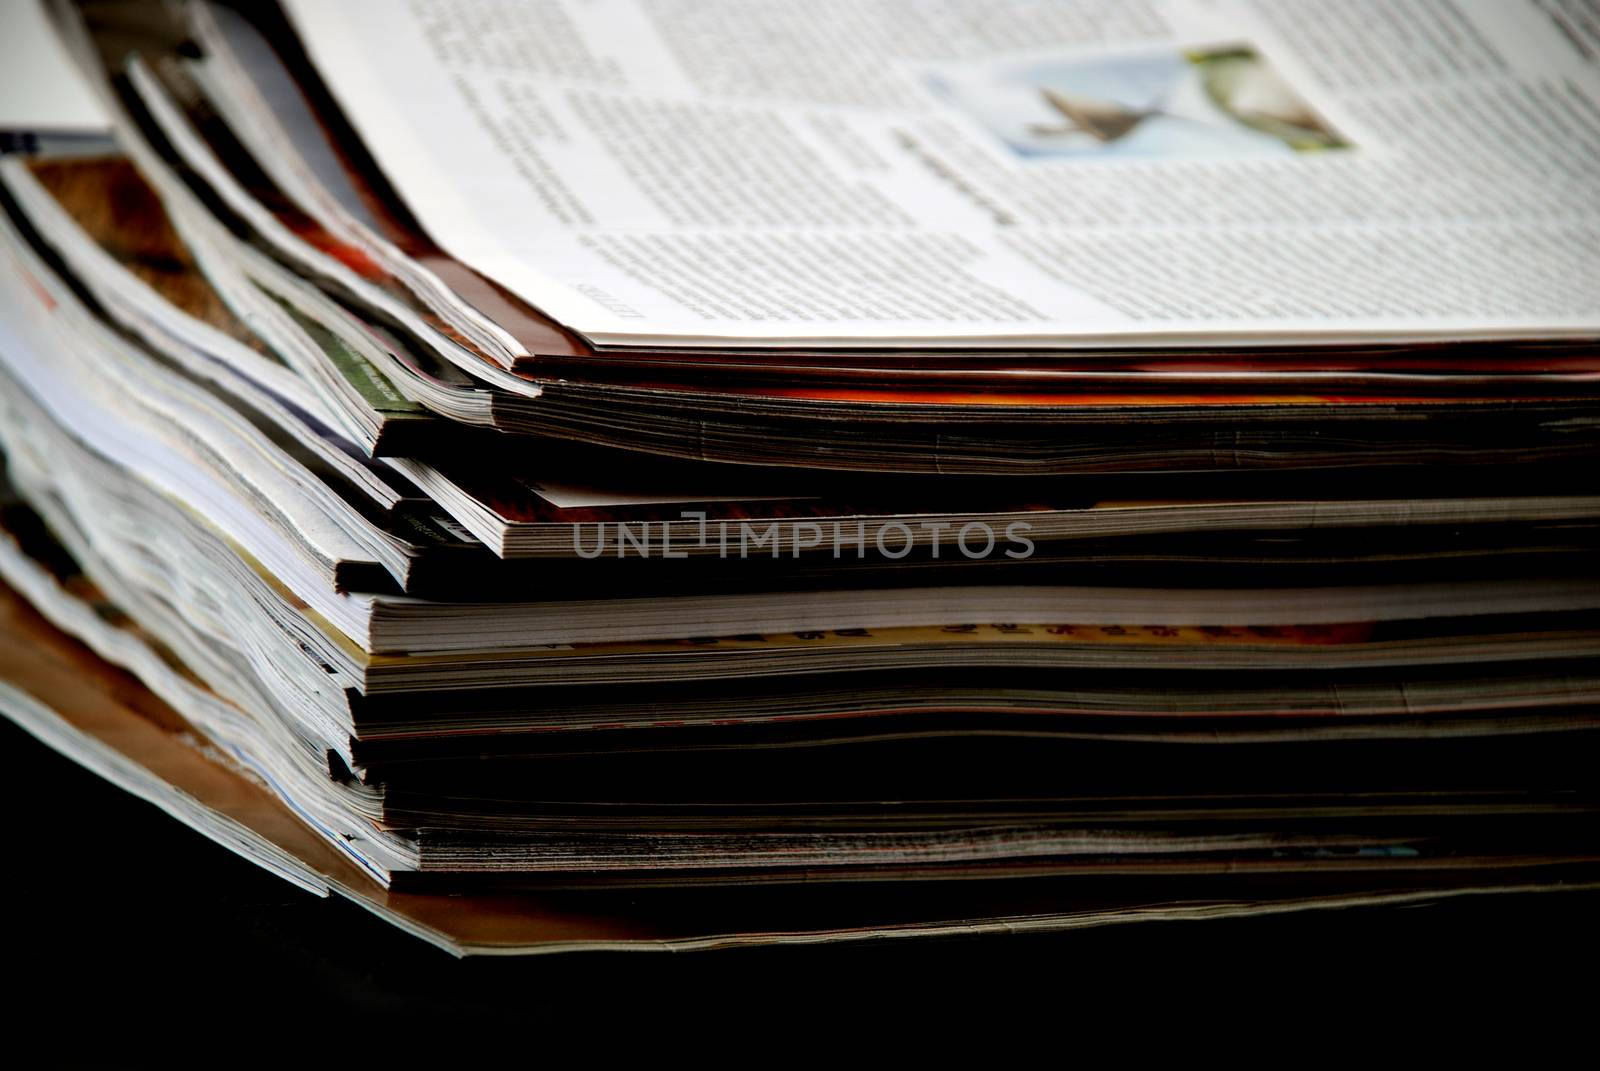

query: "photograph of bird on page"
left=928, top=43, right=1352, bottom=161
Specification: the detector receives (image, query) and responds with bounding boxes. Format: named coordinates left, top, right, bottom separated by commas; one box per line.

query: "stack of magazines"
left=1, top=0, right=1598, bottom=955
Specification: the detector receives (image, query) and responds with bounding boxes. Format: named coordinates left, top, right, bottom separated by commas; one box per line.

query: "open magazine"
left=283, top=0, right=1600, bottom=349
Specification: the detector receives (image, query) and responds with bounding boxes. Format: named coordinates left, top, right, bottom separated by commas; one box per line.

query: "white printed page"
left=282, top=0, right=1600, bottom=348
left=0, top=0, right=111, bottom=133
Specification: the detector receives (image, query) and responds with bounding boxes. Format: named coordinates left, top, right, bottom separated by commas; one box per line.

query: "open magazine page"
left=281, top=0, right=1600, bottom=348
left=0, top=0, right=110, bottom=135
